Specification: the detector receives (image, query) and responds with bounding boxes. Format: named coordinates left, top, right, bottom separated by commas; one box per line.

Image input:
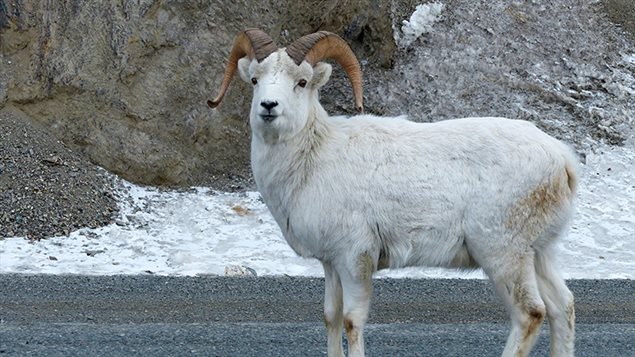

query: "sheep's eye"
left=251, top=77, right=258, bottom=85
left=298, top=79, right=307, bottom=88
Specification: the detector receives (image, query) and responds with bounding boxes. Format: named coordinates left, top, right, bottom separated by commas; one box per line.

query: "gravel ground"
left=1, top=276, right=633, bottom=356
left=0, top=106, right=118, bottom=239
left=2, top=275, right=633, bottom=324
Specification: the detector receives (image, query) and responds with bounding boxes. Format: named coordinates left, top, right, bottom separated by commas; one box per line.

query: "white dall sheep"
left=208, top=29, right=577, bottom=357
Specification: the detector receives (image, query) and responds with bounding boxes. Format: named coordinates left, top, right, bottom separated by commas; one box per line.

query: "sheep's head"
left=209, top=29, right=363, bottom=141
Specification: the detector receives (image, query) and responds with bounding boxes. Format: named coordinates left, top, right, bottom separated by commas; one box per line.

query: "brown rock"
left=0, top=0, right=399, bottom=189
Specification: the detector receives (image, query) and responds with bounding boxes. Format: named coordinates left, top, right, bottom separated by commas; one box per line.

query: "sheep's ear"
left=310, top=62, right=332, bottom=89
left=237, top=57, right=252, bottom=83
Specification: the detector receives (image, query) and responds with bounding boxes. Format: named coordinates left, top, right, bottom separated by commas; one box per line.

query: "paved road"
left=0, top=275, right=633, bottom=356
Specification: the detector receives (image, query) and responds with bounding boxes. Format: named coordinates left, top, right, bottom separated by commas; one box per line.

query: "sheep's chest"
left=251, top=176, right=315, bottom=258
left=264, top=199, right=322, bottom=259
left=251, top=140, right=331, bottom=260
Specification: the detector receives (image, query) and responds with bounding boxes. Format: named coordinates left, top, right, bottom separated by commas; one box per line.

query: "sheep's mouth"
left=260, top=114, right=278, bottom=122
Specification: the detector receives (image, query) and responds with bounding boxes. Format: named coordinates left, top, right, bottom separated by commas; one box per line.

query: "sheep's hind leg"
left=322, top=261, right=344, bottom=357
left=338, top=254, right=374, bottom=357
left=534, top=247, right=575, bottom=357
left=487, top=252, right=546, bottom=357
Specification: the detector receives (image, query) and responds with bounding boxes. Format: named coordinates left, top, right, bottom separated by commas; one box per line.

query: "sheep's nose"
left=260, top=101, right=278, bottom=111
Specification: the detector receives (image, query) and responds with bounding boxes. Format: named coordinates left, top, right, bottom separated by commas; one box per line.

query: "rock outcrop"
left=1, top=0, right=633, bottom=191
left=0, top=0, right=407, bottom=189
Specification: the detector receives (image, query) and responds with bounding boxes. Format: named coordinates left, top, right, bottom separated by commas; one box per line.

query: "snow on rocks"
left=396, top=2, right=445, bottom=48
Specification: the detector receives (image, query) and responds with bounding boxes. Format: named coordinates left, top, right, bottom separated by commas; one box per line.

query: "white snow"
left=1, top=140, right=633, bottom=279
left=397, top=2, right=445, bottom=48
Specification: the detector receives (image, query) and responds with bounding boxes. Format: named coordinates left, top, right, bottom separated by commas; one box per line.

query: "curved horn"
left=207, top=28, right=277, bottom=108
left=286, top=31, right=364, bottom=112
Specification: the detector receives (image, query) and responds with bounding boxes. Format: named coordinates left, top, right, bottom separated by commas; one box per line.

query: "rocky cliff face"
left=1, top=0, right=633, bottom=191
left=0, top=0, right=411, bottom=189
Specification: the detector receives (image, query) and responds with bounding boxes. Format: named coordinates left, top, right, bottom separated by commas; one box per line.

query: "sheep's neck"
left=253, top=104, right=331, bottom=206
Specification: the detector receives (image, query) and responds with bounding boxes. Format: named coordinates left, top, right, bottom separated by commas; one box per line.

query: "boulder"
left=0, top=0, right=402, bottom=189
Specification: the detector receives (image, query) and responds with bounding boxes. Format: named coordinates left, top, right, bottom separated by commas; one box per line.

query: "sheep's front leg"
left=339, top=253, right=374, bottom=357
left=322, top=262, right=344, bottom=357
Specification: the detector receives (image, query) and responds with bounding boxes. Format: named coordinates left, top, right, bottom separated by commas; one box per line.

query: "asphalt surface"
left=0, top=275, right=633, bottom=356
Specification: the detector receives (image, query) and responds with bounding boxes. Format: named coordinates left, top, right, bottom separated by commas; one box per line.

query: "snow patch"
left=397, top=2, right=445, bottom=48
left=0, top=140, right=633, bottom=279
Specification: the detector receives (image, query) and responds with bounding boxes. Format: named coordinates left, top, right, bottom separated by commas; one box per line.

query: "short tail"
left=564, top=161, right=577, bottom=195
left=560, top=142, right=579, bottom=196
